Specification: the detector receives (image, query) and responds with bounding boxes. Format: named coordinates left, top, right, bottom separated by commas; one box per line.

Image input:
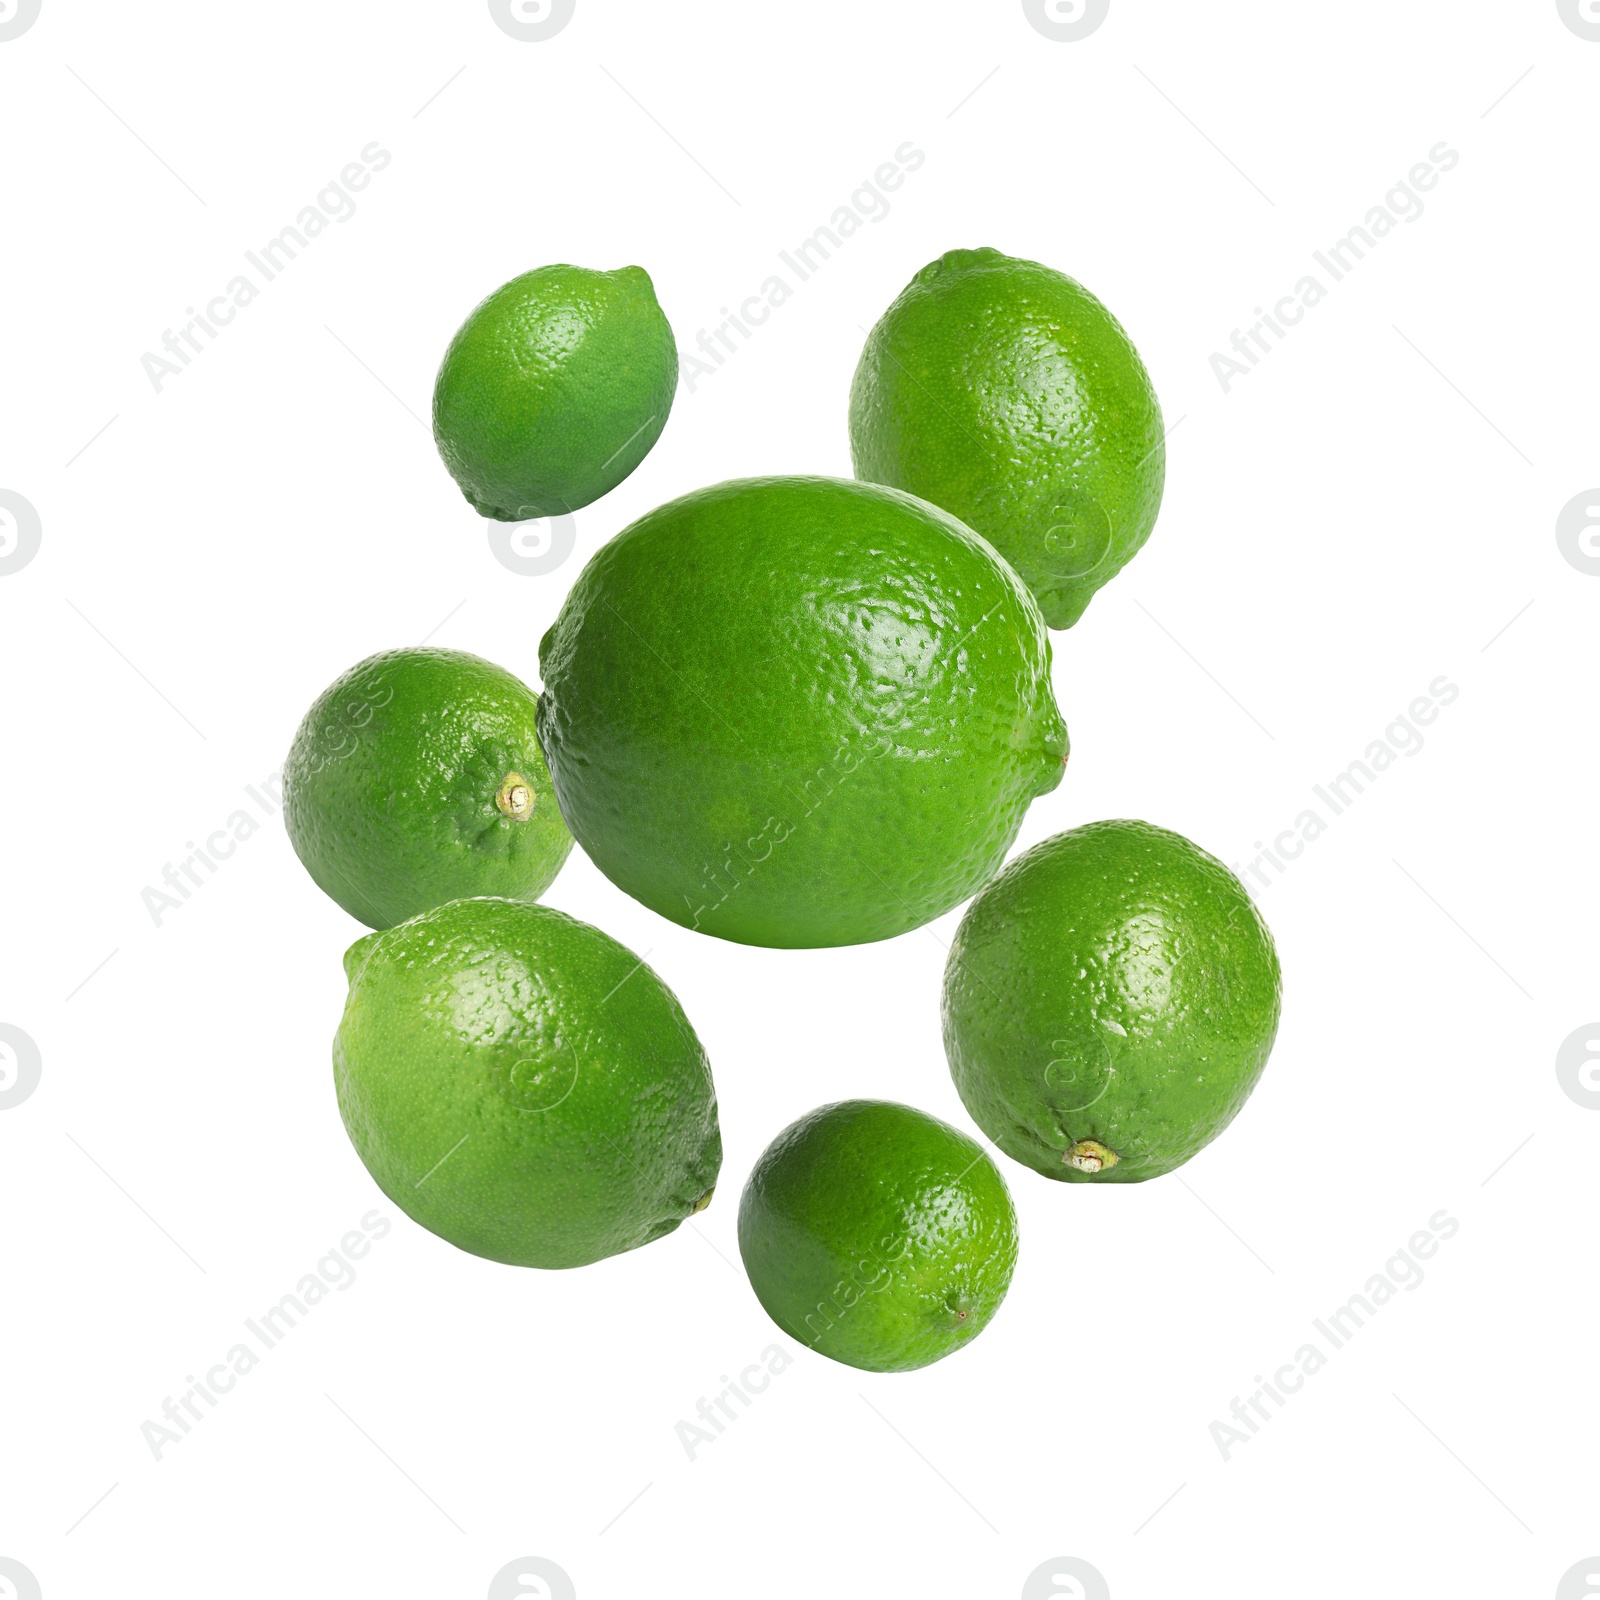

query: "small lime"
left=737, top=1099, right=1018, bottom=1372
left=284, top=647, right=572, bottom=928
left=433, top=263, right=677, bottom=520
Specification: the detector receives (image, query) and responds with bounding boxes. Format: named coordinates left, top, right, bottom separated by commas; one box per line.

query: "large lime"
left=536, top=475, right=1069, bottom=948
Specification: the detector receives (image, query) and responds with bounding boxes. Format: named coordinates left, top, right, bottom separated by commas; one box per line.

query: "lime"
left=850, top=247, right=1165, bottom=629
left=943, top=819, right=1281, bottom=1184
left=737, top=1099, right=1017, bottom=1372
left=284, top=647, right=572, bottom=929
left=536, top=474, right=1069, bottom=948
left=432, top=263, right=677, bottom=520
left=335, top=897, right=720, bottom=1269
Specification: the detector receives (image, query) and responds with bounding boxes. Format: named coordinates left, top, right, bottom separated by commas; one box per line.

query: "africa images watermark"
left=0, top=489, right=42, bottom=576
left=1556, top=488, right=1600, bottom=574
left=1209, top=1208, right=1460, bottom=1461
left=142, top=665, right=406, bottom=924
left=0, top=1024, right=43, bottom=1111
left=683, top=735, right=891, bottom=931
left=489, top=0, right=575, bottom=43
left=141, top=768, right=284, bottom=926
left=1558, top=0, right=1600, bottom=42
left=140, top=142, right=392, bottom=393
left=1229, top=674, right=1458, bottom=894
left=679, top=141, right=926, bottom=395
left=140, top=1211, right=392, bottom=1461
left=488, top=1557, right=576, bottom=1599
left=797, top=1221, right=917, bottom=1351
left=489, top=513, right=578, bottom=576
left=1021, top=1558, right=1110, bottom=1600
left=1556, top=1023, right=1600, bottom=1110
left=0, top=0, right=41, bottom=42
left=1023, top=0, right=1110, bottom=42
left=1210, top=141, right=1459, bottom=394
left=0, top=1560, right=41, bottom=1600
left=674, top=1344, right=794, bottom=1461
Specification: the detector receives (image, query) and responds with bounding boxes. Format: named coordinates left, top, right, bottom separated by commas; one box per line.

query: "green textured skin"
left=850, top=247, right=1165, bottom=630
left=432, top=264, right=677, bottom=520
left=537, top=475, right=1069, bottom=948
left=335, top=897, right=721, bottom=1269
left=737, top=1099, right=1018, bottom=1372
left=284, top=648, right=573, bottom=929
left=942, top=820, right=1281, bottom=1183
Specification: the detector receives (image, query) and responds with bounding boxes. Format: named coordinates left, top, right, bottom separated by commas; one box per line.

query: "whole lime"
left=335, top=897, right=720, bottom=1269
left=536, top=475, right=1069, bottom=948
left=942, top=819, right=1281, bottom=1184
left=850, top=247, right=1165, bottom=629
left=284, top=647, right=572, bottom=929
left=737, top=1099, right=1018, bottom=1372
left=433, top=263, right=677, bottom=521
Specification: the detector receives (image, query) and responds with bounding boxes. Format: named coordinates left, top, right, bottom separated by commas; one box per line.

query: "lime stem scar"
left=1063, top=1139, right=1118, bottom=1174
left=495, top=772, right=535, bottom=820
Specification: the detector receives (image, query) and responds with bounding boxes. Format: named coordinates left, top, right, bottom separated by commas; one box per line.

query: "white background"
left=2, top=2, right=1596, bottom=1596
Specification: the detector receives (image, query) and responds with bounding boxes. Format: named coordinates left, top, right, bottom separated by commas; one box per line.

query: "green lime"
left=943, top=819, right=1281, bottom=1184
left=284, top=647, right=572, bottom=929
left=335, top=896, right=720, bottom=1269
left=537, top=474, right=1068, bottom=948
left=432, top=264, right=677, bottom=521
left=850, top=247, right=1165, bottom=629
left=737, top=1099, right=1018, bottom=1372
